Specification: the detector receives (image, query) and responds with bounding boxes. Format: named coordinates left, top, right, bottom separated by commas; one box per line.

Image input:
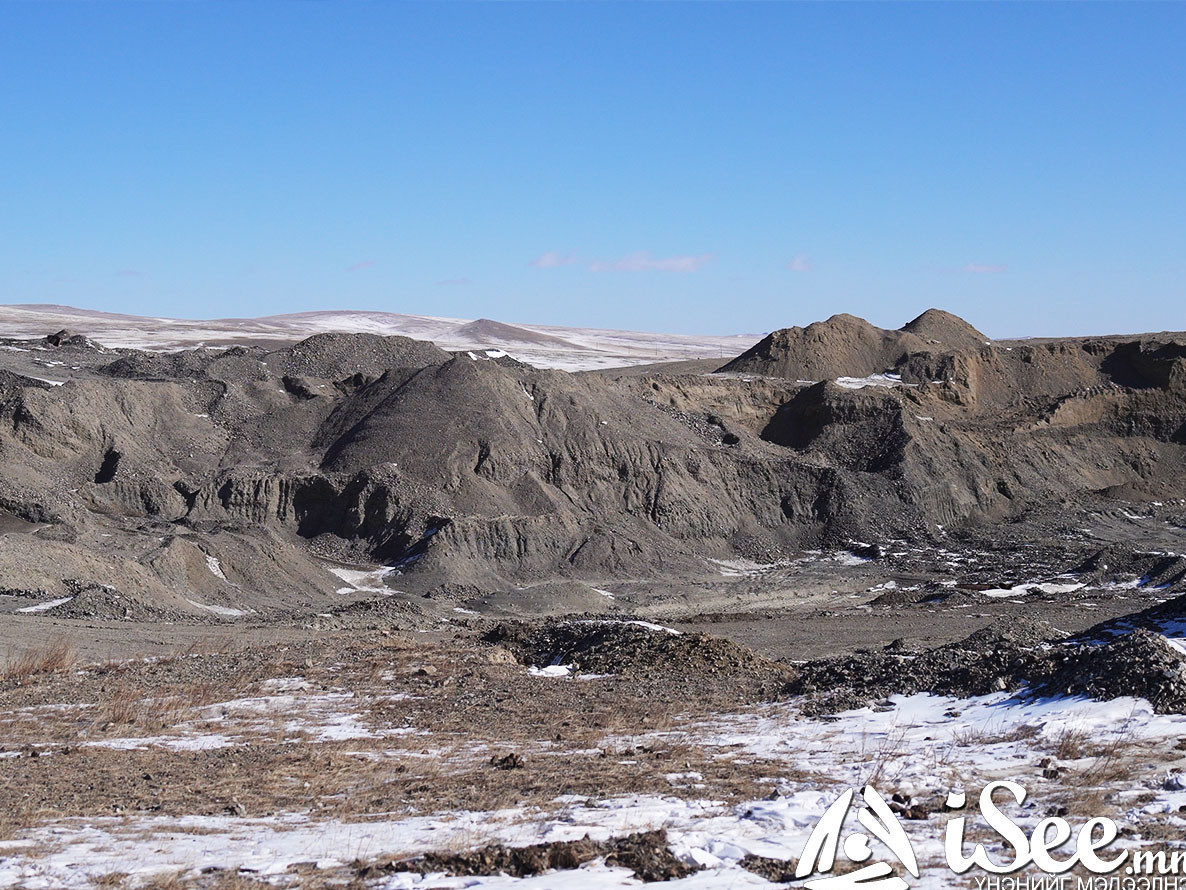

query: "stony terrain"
left=1, top=306, right=1186, bottom=888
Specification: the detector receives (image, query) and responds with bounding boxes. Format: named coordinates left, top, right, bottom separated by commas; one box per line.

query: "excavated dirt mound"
left=100, top=348, right=223, bottom=380
left=899, top=308, right=990, bottom=352
left=786, top=619, right=1062, bottom=714
left=0, top=311, right=1185, bottom=613
left=1036, top=629, right=1186, bottom=713
left=788, top=618, right=1186, bottom=715
left=1081, top=590, right=1186, bottom=642
left=262, top=332, right=450, bottom=380
left=718, top=312, right=933, bottom=381
left=720, top=308, right=988, bottom=381
left=484, top=619, right=793, bottom=687
left=1074, top=546, right=1186, bottom=593
left=869, top=587, right=932, bottom=606
left=37, top=583, right=194, bottom=622
left=371, top=829, right=698, bottom=883
left=316, top=595, right=434, bottom=630
left=100, top=333, right=450, bottom=384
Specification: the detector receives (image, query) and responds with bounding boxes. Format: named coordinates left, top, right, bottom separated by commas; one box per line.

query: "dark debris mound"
left=484, top=619, right=793, bottom=688
left=1073, top=546, right=1186, bottom=593
left=871, top=581, right=994, bottom=608
left=738, top=854, right=797, bottom=883
left=319, top=596, right=430, bottom=630
left=787, top=619, right=1062, bottom=714
left=1036, top=629, right=1186, bottom=714
left=45, top=583, right=190, bottom=622
left=0, top=369, right=54, bottom=392
left=265, top=332, right=449, bottom=380
left=45, top=329, right=95, bottom=348
left=100, top=349, right=220, bottom=381
left=1077, top=589, right=1186, bottom=643
left=367, top=829, right=697, bottom=883
left=787, top=618, right=1186, bottom=716
left=869, top=587, right=927, bottom=606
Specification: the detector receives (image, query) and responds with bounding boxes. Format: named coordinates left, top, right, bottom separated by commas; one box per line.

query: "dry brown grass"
left=90, top=677, right=227, bottom=733
left=1051, top=725, right=1090, bottom=760
left=858, top=725, right=910, bottom=787
left=139, top=871, right=287, bottom=890
left=951, top=722, right=1040, bottom=748
left=1, top=635, right=77, bottom=682
left=1051, top=718, right=1155, bottom=817
left=93, top=873, right=130, bottom=888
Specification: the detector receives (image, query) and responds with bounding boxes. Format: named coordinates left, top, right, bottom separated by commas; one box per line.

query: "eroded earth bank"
left=2, top=309, right=1186, bottom=888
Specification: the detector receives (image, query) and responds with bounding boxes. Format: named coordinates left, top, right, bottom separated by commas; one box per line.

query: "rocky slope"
left=0, top=308, right=1182, bottom=618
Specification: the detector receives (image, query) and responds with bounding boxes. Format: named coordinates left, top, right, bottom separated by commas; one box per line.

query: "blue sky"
left=2, top=3, right=1183, bottom=337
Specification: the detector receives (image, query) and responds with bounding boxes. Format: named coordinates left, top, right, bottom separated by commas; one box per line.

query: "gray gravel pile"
left=484, top=618, right=793, bottom=689
left=788, top=618, right=1186, bottom=715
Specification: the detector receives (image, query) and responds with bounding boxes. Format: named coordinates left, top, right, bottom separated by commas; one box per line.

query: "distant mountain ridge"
left=0, top=304, right=759, bottom=372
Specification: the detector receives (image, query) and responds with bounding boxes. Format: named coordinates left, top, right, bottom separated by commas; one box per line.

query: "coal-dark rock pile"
left=316, top=595, right=432, bottom=630
left=99, top=348, right=220, bottom=380
left=787, top=617, right=1186, bottom=715
left=786, top=619, right=1062, bottom=714
left=263, top=332, right=449, bottom=380
left=484, top=619, right=793, bottom=688
left=1035, top=629, right=1186, bottom=713
left=1076, top=587, right=1186, bottom=643
left=1074, top=546, right=1186, bottom=594
left=44, top=583, right=192, bottom=622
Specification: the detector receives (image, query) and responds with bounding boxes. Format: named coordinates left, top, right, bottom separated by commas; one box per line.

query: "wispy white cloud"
left=589, top=251, right=715, bottom=273
left=529, top=251, right=578, bottom=269
left=113, top=268, right=142, bottom=277
left=964, top=262, right=1006, bottom=274
left=786, top=253, right=811, bottom=273
left=436, top=277, right=472, bottom=286
left=347, top=259, right=375, bottom=272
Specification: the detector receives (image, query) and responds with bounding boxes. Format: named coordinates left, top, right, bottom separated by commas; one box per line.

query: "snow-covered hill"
left=0, top=304, right=759, bottom=371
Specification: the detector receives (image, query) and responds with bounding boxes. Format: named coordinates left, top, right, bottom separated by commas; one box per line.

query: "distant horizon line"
left=0, top=300, right=1181, bottom=344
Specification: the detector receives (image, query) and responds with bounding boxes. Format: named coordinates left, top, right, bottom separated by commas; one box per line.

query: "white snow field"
left=0, top=304, right=759, bottom=372
left=1, top=684, right=1183, bottom=889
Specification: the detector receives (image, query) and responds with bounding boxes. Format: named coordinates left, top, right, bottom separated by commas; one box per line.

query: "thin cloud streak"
left=964, top=262, right=1006, bottom=274
left=436, top=277, right=472, bottom=286
left=347, top=259, right=375, bottom=272
left=529, top=251, right=578, bottom=269
left=589, top=251, right=715, bottom=273
left=786, top=253, right=810, bottom=273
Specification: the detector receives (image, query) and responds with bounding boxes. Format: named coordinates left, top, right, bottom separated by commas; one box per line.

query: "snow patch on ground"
left=185, top=599, right=247, bottom=617
left=15, top=596, right=73, bottom=614
left=329, top=565, right=396, bottom=595
left=84, top=734, right=236, bottom=752
left=834, top=372, right=917, bottom=390
left=204, top=554, right=228, bottom=580
left=3, top=678, right=1185, bottom=889
left=528, top=664, right=573, bottom=678
left=982, top=581, right=1085, bottom=598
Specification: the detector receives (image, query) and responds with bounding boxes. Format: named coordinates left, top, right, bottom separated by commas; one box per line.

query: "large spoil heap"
left=0, top=309, right=1182, bottom=616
